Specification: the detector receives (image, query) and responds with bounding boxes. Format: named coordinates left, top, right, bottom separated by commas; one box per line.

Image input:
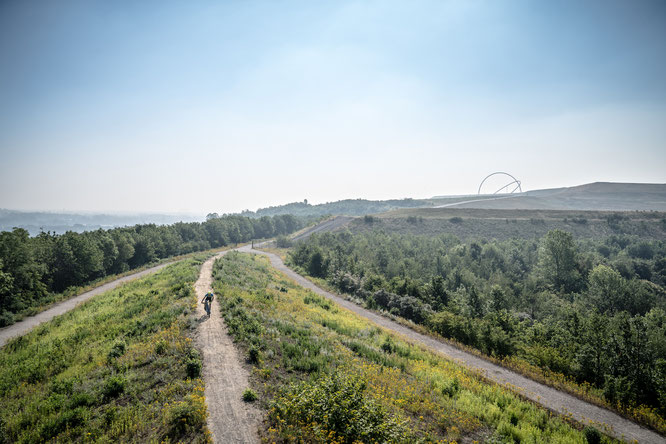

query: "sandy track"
left=194, top=252, right=261, bottom=444
left=0, top=262, right=172, bottom=348
left=240, top=245, right=665, bottom=444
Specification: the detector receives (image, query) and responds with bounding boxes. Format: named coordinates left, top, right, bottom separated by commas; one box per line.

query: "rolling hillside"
left=445, top=183, right=666, bottom=211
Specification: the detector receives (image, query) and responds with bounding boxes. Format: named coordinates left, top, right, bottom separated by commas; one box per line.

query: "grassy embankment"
left=4, top=247, right=234, bottom=327
left=283, top=264, right=666, bottom=436
left=0, top=256, right=211, bottom=443
left=213, top=252, right=613, bottom=443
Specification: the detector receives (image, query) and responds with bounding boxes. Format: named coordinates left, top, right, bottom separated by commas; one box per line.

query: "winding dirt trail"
left=194, top=251, right=261, bottom=444
left=0, top=262, right=172, bottom=348
left=240, top=245, right=665, bottom=444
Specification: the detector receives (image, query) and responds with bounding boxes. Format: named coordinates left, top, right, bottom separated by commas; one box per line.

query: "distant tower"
left=478, top=172, right=523, bottom=195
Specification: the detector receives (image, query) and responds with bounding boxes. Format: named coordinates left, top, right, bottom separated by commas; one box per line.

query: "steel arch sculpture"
left=478, top=172, right=523, bottom=195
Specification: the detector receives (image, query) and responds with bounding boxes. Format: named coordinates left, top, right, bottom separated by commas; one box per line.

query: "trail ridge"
left=0, top=263, right=171, bottom=348
left=194, top=251, right=260, bottom=444
left=241, top=245, right=665, bottom=444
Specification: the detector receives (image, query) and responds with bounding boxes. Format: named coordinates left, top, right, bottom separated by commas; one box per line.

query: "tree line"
left=288, top=229, right=666, bottom=416
left=0, top=214, right=304, bottom=326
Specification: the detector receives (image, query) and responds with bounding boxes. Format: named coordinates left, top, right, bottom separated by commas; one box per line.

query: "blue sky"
left=1, top=0, right=665, bottom=213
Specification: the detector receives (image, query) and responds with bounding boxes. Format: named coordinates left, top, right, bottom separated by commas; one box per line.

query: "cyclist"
left=201, top=292, right=214, bottom=316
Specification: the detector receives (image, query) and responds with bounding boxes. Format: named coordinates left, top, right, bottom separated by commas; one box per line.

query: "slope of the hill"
left=240, top=196, right=502, bottom=218
left=447, top=183, right=666, bottom=211
left=0, top=258, right=211, bottom=443
left=355, top=208, right=666, bottom=241
left=212, top=251, right=606, bottom=443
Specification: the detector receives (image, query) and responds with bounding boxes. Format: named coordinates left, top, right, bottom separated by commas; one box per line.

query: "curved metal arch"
left=478, top=172, right=523, bottom=195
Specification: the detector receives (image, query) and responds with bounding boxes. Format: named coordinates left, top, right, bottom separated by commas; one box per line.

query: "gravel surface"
left=194, top=251, right=261, bottom=444
left=291, top=216, right=354, bottom=242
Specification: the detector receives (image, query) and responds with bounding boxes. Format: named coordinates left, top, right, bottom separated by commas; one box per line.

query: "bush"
left=165, top=394, right=207, bottom=435
left=186, top=358, right=202, bottom=379
left=107, top=340, right=127, bottom=360
left=0, top=310, right=14, bottom=327
left=102, top=375, right=126, bottom=399
left=269, top=371, right=409, bottom=443
left=583, top=426, right=601, bottom=444
left=248, top=346, right=261, bottom=364
left=242, top=388, right=257, bottom=402
left=381, top=337, right=395, bottom=354
left=449, top=216, right=463, bottom=224
left=155, top=340, right=167, bottom=355
left=39, top=407, right=86, bottom=440
left=441, top=378, right=460, bottom=397
left=276, top=235, right=293, bottom=248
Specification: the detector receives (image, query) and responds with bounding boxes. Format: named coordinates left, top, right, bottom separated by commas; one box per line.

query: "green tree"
left=468, top=285, right=484, bottom=318
left=489, top=285, right=508, bottom=312
left=429, top=276, right=448, bottom=310
left=587, top=264, right=626, bottom=314
left=538, top=230, right=579, bottom=293
left=308, top=249, right=326, bottom=278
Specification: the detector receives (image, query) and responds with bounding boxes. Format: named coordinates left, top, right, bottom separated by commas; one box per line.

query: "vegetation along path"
left=0, top=262, right=172, bottom=348
left=240, top=245, right=665, bottom=444
left=194, top=251, right=261, bottom=444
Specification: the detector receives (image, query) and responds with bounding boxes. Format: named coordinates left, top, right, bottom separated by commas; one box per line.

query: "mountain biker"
left=201, top=292, right=214, bottom=316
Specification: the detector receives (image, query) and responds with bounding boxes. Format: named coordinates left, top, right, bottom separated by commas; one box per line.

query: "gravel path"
left=291, top=216, right=354, bottom=242
left=0, top=262, right=172, bottom=348
left=241, top=245, right=665, bottom=444
left=194, top=251, right=261, bottom=444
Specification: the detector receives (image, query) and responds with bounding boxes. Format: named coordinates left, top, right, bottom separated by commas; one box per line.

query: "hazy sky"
left=1, top=0, right=665, bottom=214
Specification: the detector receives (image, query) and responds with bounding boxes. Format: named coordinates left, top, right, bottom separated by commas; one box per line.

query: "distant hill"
left=241, top=198, right=432, bottom=218
left=240, top=196, right=502, bottom=218
left=0, top=209, right=203, bottom=235
left=438, top=182, right=666, bottom=211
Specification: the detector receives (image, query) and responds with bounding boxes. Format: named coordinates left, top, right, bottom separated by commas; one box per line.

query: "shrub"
left=39, top=407, right=86, bottom=440
left=276, top=235, right=293, bottom=248
left=449, top=216, right=463, bottom=224
left=269, top=371, right=409, bottom=443
left=441, top=378, right=460, bottom=397
left=583, top=426, right=601, bottom=444
left=242, top=388, right=257, bottom=402
left=248, top=346, right=261, bottom=364
left=186, top=358, right=202, bottom=379
left=102, top=375, right=126, bottom=399
left=165, top=394, right=207, bottom=435
left=155, top=340, right=167, bottom=355
left=381, top=337, right=395, bottom=354
left=107, top=340, right=127, bottom=360
left=0, top=311, right=14, bottom=328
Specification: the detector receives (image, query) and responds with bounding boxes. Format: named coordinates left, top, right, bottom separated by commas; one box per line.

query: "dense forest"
left=288, top=229, right=666, bottom=418
left=0, top=214, right=305, bottom=326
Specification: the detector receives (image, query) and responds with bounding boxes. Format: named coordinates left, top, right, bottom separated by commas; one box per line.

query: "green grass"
left=0, top=256, right=212, bottom=443
left=213, top=252, right=617, bottom=443
left=2, top=247, right=230, bottom=328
